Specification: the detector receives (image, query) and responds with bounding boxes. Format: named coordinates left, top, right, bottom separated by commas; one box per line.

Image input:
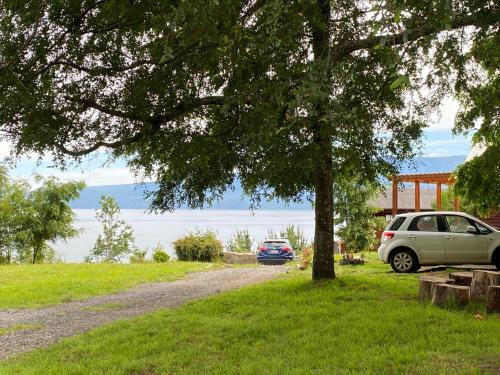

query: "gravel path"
left=0, top=266, right=285, bottom=360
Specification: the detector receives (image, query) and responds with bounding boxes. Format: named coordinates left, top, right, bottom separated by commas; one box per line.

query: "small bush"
left=225, top=229, right=253, bottom=253
left=267, top=225, right=311, bottom=254
left=299, top=246, right=313, bottom=268
left=280, top=225, right=310, bottom=254
left=152, top=244, right=170, bottom=263
left=174, top=230, right=223, bottom=262
left=129, top=249, right=147, bottom=264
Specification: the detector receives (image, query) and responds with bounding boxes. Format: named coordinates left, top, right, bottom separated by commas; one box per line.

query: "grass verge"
left=1, top=257, right=499, bottom=374
left=0, top=262, right=219, bottom=309
left=0, top=324, right=44, bottom=336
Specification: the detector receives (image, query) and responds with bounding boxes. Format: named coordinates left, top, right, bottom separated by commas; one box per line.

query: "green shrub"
left=280, top=225, right=309, bottom=254
left=174, top=230, right=223, bottom=262
left=267, top=225, right=311, bottom=254
left=225, top=229, right=253, bottom=253
left=152, top=244, right=170, bottom=263
left=129, top=249, right=147, bottom=264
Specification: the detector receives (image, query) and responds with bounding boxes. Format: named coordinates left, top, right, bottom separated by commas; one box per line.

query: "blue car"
left=257, top=239, right=295, bottom=264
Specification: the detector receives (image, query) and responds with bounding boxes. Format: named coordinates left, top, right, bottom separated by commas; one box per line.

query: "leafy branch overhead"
left=0, top=0, right=497, bottom=279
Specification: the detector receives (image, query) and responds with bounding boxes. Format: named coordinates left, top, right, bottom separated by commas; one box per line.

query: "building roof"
left=393, top=172, right=454, bottom=184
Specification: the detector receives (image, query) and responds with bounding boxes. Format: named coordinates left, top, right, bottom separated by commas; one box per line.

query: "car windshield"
left=263, top=241, right=286, bottom=247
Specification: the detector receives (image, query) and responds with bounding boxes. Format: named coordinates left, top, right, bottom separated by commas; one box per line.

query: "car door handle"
left=407, top=236, right=416, bottom=239
left=445, top=237, right=454, bottom=240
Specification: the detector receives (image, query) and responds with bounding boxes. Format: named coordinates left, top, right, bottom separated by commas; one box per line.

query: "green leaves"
left=389, top=75, right=410, bottom=90
left=0, top=171, right=85, bottom=264
left=87, top=196, right=137, bottom=263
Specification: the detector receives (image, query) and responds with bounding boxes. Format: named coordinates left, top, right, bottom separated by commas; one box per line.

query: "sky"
left=1, top=97, right=473, bottom=186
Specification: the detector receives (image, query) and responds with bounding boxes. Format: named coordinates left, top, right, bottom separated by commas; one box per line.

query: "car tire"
left=390, top=249, right=419, bottom=273
left=493, top=251, right=500, bottom=271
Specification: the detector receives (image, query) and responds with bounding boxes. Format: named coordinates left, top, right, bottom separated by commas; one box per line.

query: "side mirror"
left=466, top=225, right=478, bottom=234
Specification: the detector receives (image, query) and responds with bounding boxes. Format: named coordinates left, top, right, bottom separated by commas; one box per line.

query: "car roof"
left=394, top=211, right=498, bottom=231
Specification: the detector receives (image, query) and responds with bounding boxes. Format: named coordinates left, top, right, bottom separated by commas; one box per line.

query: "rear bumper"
left=257, top=253, right=294, bottom=262
left=377, top=245, right=388, bottom=263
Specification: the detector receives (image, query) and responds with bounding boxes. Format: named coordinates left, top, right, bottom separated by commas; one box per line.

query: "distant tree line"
left=0, top=167, right=85, bottom=264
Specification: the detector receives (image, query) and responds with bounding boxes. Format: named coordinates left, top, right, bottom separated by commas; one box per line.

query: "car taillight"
left=382, top=231, right=395, bottom=242
left=282, top=246, right=292, bottom=252
left=258, top=246, right=267, bottom=252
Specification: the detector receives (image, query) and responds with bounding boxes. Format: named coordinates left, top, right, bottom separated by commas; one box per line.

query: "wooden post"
left=436, top=183, right=442, bottom=210
left=414, top=181, right=420, bottom=212
left=454, top=195, right=460, bottom=212
left=392, top=178, right=398, bottom=216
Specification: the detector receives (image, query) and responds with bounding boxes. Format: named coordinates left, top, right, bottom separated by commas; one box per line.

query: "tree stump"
left=470, top=270, right=500, bottom=302
left=486, top=286, right=500, bottom=314
left=449, top=271, right=473, bottom=286
left=431, top=284, right=470, bottom=307
left=419, top=276, right=455, bottom=301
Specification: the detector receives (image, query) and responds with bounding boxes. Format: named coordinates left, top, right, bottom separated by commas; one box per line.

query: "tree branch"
left=64, top=96, right=152, bottom=123
left=339, top=10, right=500, bottom=57
left=57, top=95, right=227, bottom=156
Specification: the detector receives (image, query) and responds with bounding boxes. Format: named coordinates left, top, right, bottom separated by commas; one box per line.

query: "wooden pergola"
left=391, top=172, right=459, bottom=216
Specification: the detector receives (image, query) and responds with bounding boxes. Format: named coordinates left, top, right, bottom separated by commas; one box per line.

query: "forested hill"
left=70, top=155, right=466, bottom=210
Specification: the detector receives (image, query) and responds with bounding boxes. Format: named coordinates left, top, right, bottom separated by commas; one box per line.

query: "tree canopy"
left=0, top=169, right=85, bottom=263
left=454, top=32, right=499, bottom=216
left=0, top=0, right=497, bottom=278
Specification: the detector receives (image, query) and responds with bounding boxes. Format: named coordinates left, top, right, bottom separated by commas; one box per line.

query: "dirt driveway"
left=0, top=266, right=286, bottom=360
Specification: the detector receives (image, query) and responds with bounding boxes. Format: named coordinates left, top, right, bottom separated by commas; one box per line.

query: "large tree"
left=0, top=1, right=497, bottom=279
left=454, top=32, right=499, bottom=215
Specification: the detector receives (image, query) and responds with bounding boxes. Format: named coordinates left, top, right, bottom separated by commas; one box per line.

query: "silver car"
left=378, top=212, right=500, bottom=273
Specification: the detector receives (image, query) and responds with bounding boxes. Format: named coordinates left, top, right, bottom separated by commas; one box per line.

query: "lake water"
left=54, top=209, right=316, bottom=262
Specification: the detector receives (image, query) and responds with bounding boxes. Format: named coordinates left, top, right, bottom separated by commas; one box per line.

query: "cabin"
left=373, top=145, right=500, bottom=229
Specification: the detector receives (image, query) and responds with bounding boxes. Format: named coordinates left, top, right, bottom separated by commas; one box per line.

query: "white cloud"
left=428, top=96, right=460, bottom=129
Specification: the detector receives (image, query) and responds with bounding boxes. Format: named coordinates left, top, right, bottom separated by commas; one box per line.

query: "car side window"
left=445, top=215, right=472, bottom=233
left=389, top=217, right=406, bottom=231
left=409, top=216, right=439, bottom=232
left=475, top=222, right=492, bottom=235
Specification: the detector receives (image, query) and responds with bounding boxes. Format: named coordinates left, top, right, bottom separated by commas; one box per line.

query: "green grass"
left=0, top=262, right=219, bottom=309
left=0, top=324, right=44, bottom=336
left=1, top=256, right=499, bottom=374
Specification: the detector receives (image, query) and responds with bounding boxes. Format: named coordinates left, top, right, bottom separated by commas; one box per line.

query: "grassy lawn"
left=0, top=262, right=219, bottom=309
left=1, top=257, right=499, bottom=374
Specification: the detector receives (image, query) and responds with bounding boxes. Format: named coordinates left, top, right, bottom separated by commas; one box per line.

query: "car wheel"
left=390, top=249, right=419, bottom=273
left=493, top=251, right=500, bottom=271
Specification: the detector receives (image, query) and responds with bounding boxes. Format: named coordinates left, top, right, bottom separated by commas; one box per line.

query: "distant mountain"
left=70, top=155, right=466, bottom=210
left=399, top=155, right=466, bottom=174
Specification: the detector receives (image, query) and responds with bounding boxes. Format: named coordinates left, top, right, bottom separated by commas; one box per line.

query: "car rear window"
left=388, top=217, right=406, bottom=231
left=263, top=241, right=286, bottom=247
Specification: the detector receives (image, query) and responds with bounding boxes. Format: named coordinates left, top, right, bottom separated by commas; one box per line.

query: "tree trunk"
left=311, top=0, right=335, bottom=281
left=470, top=270, right=500, bottom=302
left=32, top=244, right=41, bottom=264
left=312, top=145, right=335, bottom=280
left=486, top=286, right=500, bottom=314
left=419, top=276, right=454, bottom=301
left=449, top=271, right=473, bottom=286
left=431, top=284, right=470, bottom=307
